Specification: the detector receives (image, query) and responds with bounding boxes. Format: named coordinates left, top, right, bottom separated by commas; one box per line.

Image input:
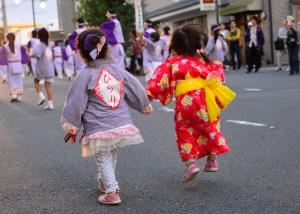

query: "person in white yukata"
left=160, top=26, right=172, bottom=61
left=142, top=19, right=158, bottom=79
left=101, top=9, right=126, bottom=71
left=68, top=18, right=87, bottom=75
left=52, top=40, right=64, bottom=79
left=27, top=30, right=40, bottom=77
left=0, top=33, right=29, bottom=102
left=31, top=28, right=55, bottom=110
left=63, top=38, right=75, bottom=81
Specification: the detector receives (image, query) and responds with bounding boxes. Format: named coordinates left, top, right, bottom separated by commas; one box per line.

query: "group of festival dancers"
left=1, top=9, right=236, bottom=206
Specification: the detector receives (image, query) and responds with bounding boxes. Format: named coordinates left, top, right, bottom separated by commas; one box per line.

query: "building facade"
left=145, top=0, right=300, bottom=66
left=56, top=0, right=77, bottom=37
left=220, top=0, right=299, bottom=65
left=145, top=0, right=217, bottom=34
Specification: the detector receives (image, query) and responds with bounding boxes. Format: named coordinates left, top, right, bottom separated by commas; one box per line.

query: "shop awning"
left=220, top=0, right=262, bottom=16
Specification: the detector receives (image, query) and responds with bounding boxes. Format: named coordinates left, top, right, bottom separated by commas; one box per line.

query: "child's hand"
left=143, top=104, right=153, bottom=115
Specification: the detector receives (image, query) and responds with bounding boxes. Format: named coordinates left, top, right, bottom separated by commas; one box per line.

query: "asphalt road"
left=0, top=69, right=299, bottom=214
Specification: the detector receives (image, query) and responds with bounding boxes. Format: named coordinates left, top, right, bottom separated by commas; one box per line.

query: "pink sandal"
left=98, top=191, right=121, bottom=205
left=182, top=162, right=200, bottom=183
left=204, top=159, right=218, bottom=172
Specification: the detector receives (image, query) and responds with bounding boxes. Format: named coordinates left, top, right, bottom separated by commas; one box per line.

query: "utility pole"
left=1, top=0, right=8, bottom=33
left=31, top=0, right=37, bottom=29
left=215, top=0, right=219, bottom=24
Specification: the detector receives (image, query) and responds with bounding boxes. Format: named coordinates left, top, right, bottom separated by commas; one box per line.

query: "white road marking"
left=226, top=120, right=268, bottom=127
left=159, top=106, right=174, bottom=112
left=243, top=88, right=262, bottom=92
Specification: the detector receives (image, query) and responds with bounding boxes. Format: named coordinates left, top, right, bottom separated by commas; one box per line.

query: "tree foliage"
left=77, top=0, right=135, bottom=49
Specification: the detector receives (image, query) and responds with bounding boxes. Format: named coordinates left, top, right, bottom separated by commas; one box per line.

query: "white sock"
left=48, top=100, right=53, bottom=106
left=38, top=91, right=45, bottom=99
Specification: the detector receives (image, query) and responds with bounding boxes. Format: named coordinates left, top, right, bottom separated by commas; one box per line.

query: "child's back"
left=147, top=24, right=235, bottom=183
left=61, top=29, right=152, bottom=205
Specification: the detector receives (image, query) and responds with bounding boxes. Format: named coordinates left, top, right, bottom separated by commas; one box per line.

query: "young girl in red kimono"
left=147, top=24, right=236, bottom=183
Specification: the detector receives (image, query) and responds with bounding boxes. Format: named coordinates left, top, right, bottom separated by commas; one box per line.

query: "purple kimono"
left=69, top=28, right=86, bottom=74
left=32, top=43, right=55, bottom=81
left=61, top=59, right=149, bottom=156
left=101, top=19, right=125, bottom=70
left=143, top=27, right=157, bottom=72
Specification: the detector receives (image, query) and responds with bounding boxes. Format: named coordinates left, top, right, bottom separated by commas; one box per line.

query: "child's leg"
left=44, top=81, right=54, bottom=109
left=34, top=78, right=45, bottom=105
left=95, top=150, right=119, bottom=194
left=204, top=152, right=218, bottom=172
left=96, top=148, right=118, bottom=193
left=96, top=148, right=118, bottom=181
left=45, top=81, right=53, bottom=101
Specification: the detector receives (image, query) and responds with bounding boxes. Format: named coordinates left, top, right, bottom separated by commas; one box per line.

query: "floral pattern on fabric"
left=147, top=55, right=229, bottom=161
left=60, top=117, right=79, bottom=135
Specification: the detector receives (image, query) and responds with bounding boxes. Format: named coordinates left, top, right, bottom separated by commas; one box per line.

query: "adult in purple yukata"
left=0, top=41, right=7, bottom=83
left=27, top=30, right=40, bottom=76
left=100, top=9, right=125, bottom=71
left=61, top=29, right=152, bottom=205
left=31, top=28, right=55, bottom=110
left=68, top=18, right=86, bottom=75
left=63, top=39, right=75, bottom=81
left=52, top=40, right=63, bottom=79
left=143, top=19, right=157, bottom=77
left=0, top=33, right=29, bottom=102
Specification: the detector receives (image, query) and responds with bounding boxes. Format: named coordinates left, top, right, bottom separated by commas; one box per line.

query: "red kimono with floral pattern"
left=147, top=56, right=230, bottom=162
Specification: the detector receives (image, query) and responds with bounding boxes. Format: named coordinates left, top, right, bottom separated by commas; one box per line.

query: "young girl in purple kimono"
left=31, top=28, right=55, bottom=110
left=0, top=33, right=29, bottom=102
left=61, top=29, right=152, bottom=205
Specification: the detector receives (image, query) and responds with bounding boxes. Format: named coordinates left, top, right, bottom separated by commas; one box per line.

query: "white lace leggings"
left=95, top=149, right=119, bottom=193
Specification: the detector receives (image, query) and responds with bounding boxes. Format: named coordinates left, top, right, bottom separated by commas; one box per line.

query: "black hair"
left=150, top=32, right=160, bottom=42
left=77, top=18, right=84, bottom=24
left=64, top=39, right=68, bottom=47
left=7, top=33, right=15, bottom=54
left=32, top=29, right=38, bottom=38
left=108, top=9, right=116, bottom=15
left=54, top=40, right=60, bottom=46
left=77, top=29, right=108, bottom=63
left=169, top=24, right=209, bottom=63
left=211, top=24, right=220, bottom=43
left=131, top=30, right=137, bottom=37
left=251, top=15, right=259, bottom=23
left=38, top=28, right=49, bottom=46
left=163, top=26, right=171, bottom=36
left=145, top=19, right=153, bottom=27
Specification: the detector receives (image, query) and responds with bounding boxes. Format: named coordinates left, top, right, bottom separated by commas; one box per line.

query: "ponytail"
left=7, top=33, right=15, bottom=54
left=8, top=41, right=15, bottom=54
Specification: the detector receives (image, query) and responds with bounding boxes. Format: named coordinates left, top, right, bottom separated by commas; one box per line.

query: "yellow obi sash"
left=175, top=78, right=236, bottom=122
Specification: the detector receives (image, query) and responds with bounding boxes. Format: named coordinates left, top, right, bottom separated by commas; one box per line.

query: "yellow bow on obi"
left=175, top=77, right=236, bottom=122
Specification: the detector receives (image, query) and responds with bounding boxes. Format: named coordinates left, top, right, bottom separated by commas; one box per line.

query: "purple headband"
left=83, top=34, right=99, bottom=52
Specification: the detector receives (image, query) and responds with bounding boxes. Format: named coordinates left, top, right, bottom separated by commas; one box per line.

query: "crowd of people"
left=206, top=15, right=300, bottom=76
left=0, top=8, right=243, bottom=206
left=205, top=16, right=265, bottom=73
left=275, top=16, right=300, bottom=75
